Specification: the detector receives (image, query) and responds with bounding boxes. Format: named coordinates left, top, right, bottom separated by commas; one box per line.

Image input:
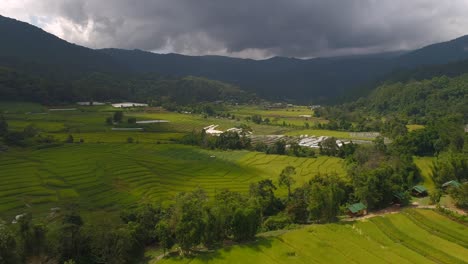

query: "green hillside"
left=2, top=15, right=468, bottom=103
left=0, top=67, right=251, bottom=104
left=318, top=73, right=468, bottom=126
left=159, top=209, right=468, bottom=264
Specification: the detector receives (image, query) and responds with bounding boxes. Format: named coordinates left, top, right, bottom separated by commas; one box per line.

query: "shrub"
left=66, top=135, right=74, bottom=143
left=264, top=214, right=292, bottom=231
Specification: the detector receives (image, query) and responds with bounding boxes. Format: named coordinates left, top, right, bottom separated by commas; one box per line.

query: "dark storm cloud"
left=2, top=0, right=468, bottom=58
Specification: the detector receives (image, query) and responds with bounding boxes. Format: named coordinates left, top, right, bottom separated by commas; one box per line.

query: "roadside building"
left=411, top=185, right=428, bottom=197
left=392, top=192, right=406, bottom=204
left=346, top=202, right=367, bottom=217
left=442, top=180, right=462, bottom=190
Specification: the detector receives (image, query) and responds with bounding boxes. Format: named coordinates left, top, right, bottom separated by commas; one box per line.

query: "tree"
left=16, top=213, right=33, bottom=258
left=373, top=136, right=387, bottom=153
left=308, top=173, right=346, bottom=222
left=350, top=165, right=395, bottom=210
left=113, top=111, right=124, bottom=123
left=270, top=140, right=286, bottom=155
left=216, top=131, right=250, bottom=150
left=4, top=131, right=26, bottom=146
left=88, top=224, right=140, bottom=264
left=319, top=137, right=339, bottom=156
left=250, top=180, right=283, bottom=217
left=286, top=186, right=309, bottom=223
left=0, top=225, right=19, bottom=263
left=0, top=114, right=8, bottom=136
left=171, top=189, right=207, bottom=254
left=202, top=207, right=224, bottom=248
left=251, top=115, right=262, bottom=124
left=155, top=220, right=174, bottom=254
left=278, top=166, right=296, bottom=200
left=127, top=117, right=136, bottom=124
left=120, top=204, right=161, bottom=244
left=210, top=189, right=247, bottom=240
left=31, top=223, right=48, bottom=257
left=431, top=152, right=468, bottom=186
left=58, top=209, right=85, bottom=262
left=106, top=117, right=113, bottom=125
left=254, top=142, right=268, bottom=152
left=23, top=124, right=39, bottom=138
left=66, top=134, right=74, bottom=143
left=231, top=206, right=260, bottom=241
left=450, top=184, right=468, bottom=209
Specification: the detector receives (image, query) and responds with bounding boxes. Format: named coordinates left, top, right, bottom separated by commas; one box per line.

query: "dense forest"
left=0, top=66, right=252, bottom=105
left=317, top=74, right=468, bottom=126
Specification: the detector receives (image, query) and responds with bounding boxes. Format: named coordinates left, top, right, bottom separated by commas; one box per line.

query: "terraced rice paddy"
left=159, top=209, right=468, bottom=264
left=0, top=144, right=345, bottom=219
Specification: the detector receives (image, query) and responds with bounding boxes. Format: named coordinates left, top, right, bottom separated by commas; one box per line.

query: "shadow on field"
left=182, top=238, right=274, bottom=262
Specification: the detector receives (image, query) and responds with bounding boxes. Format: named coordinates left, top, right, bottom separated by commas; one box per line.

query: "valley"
left=0, top=10, right=467, bottom=264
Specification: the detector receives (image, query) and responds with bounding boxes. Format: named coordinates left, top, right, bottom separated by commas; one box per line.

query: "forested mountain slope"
left=2, top=14, right=468, bottom=103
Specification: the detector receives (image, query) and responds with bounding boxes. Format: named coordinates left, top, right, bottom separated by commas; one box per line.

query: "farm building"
left=204, top=125, right=224, bottom=136
left=111, top=102, right=148, bottom=108
left=411, top=185, right=428, bottom=197
left=77, top=101, right=105, bottom=106
left=392, top=192, right=406, bottom=204
left=346, top=202, right=367, bottom=217
left=442, top=180, right=461, bottom=190
left=298, top=136, right=349, bottom=148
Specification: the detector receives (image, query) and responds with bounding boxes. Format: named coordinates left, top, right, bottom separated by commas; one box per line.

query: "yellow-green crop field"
left=414, top=156, right=436, bottom=191
left=0, top=143, right=345, bottom=219
left=159, top=209, right=468, bottom=264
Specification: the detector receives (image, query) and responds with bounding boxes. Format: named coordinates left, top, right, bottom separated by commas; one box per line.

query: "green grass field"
left=414, top=156, right=435, bottom=191
left=0, top=101, right=47, bottom=113
left=230, top=105, right=327, bottom=127
left=407, top=124, right=425, bottom=131
left=159, top=209, right=468, bottom=264
left=0, top=143, right=345, bottom=220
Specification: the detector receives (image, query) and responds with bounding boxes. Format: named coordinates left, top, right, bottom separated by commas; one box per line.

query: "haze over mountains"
left=1, top=15, right=468, bottom=103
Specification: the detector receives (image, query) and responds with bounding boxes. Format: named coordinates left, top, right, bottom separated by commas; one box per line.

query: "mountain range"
left=1, top=14, right=468, bottom=103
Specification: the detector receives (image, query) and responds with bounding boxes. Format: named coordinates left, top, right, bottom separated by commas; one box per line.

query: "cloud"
left=1, top=0, right=468, bottom=58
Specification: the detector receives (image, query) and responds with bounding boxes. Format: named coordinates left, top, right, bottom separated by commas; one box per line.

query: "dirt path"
left=342, top=204, right=403, bottom=221
left=344, top=202, right=465, bottom=222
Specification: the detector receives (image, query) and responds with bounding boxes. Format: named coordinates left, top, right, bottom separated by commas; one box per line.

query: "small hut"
left=346, top=202, right=367, bottom=217
left=411, top=185, right=428, bottom=197
left=442, top=180, right=461, bottom=190
left=392, top=192, right=406, bottom=204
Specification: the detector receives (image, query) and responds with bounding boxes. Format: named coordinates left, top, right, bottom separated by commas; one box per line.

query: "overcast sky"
left=2, top=0, right=468, bottom=59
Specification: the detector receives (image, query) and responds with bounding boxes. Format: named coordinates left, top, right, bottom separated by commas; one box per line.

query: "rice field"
left=230, top=105, right=328, bottom=127
left=0, top=101, right=46, bottom=113
left=407, top=124, right=425, bottom=131
left=414, top=156, right=435, bottom=191
left=159, top=209, right=468, bottom=264
left=0, top=143, right=345, bottom=219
